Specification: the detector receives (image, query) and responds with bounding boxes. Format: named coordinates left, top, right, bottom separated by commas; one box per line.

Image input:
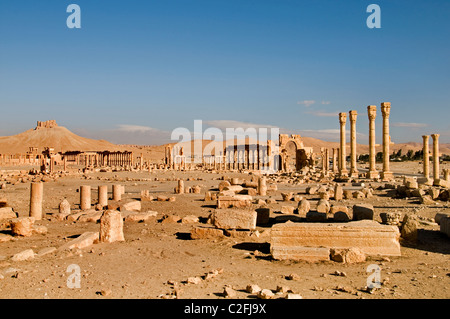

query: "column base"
left=366, top=171, right=379, bottom=179
left=339, top=169, right=349, bottom=177
left=380, top=171, right=394, bottom=181
left=349, top=170, right=359, bottom=178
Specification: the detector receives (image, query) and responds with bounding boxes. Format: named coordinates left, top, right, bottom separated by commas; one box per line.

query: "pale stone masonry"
left=270, top=220, right=401, bottom=262
left=338, top=112, right=348, bottom=176
left=349, top=110, right=358, bottom=178
left=432, top=134, right=440, bottom=184
left=29, top=182, right=43, bottom=220
left=380, top=102, right=393, bottom=180
left=367, top=105, right=379, bottom=179
left=422, top=135, right=430, bottom=179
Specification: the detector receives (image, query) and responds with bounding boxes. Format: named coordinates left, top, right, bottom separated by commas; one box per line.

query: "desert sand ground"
left=0, top=161, right=449, bottom=299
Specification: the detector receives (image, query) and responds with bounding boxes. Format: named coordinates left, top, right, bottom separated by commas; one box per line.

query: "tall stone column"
left=432, top=134, right=440, bottom=183
left=422, top=135, right=430, bottom=179
left=332, top=148, right=338, bottom=173
left=367, top=105, right=379, bottom=179
left=325, top=148, right=330, bottom=173
left=98, top=185, right=108, bottom=207
left=349, top=110, right=358, bottom=178
left=29, top=182, right=44, bottom=220
left=380, top=102, right=393, bottom=181
left=113, top=184, right=122, bottom=201
left=80, top=185, right=91, bottom=210
left=338, top=113, right=348, bottom=176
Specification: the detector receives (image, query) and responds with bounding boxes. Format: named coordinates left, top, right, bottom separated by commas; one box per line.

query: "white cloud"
left=204, top=120, right=278, bottom=130
left=117, top=124, right=159, bottom=133
left=305, top=110, right=339, bottom=117
left=297, top=100, right=316, bottom=107
left=321, top=101, right=331, bottom=105
left=392, top=122, right=428, bottom=128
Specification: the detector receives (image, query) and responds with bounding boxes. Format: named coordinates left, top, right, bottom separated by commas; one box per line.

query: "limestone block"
left=0, top=207, right=17, bottom=220
left=99, top=211, right=125, bottom=243
left=77, top=211, right=104, bottom=223
left=352, top=204, right=374, bottom=221
left=316, top=199, right=330, bottom=214
left=255, top=208, right=270, bottom=225
left=306, top=211, right=327, bottom=222
left=329, top=205, right=350, bottom=222
left=435, top=212, right=450, bottom=225
left=217, top=195, right=252, bottom=209
left=270, top=220, right=401, bottom=260
left=10, top=217, right=35, bottom=237
left=124, top=211, right=157, bottom=222
left=334, top=185, right=343, bottom=201
left=218, top=181, right=231, bottom=192
left=330, top=247, right=366, bottom=264
left=210, top=209, right=257, bottom=230
left=59, top=199, right=71, bottom=216
left=401, top=214, right=418, bottom=242
left=120, top=200, right=141, bottom=212
left=58, top=232, right=99, bottom=251
left=280, top=206, right=295, bottom=214
left=440, top=216, right=450, bottom=237
left=297, top=199, right=310, bottom=217
left=11, top=249, right=35, bottom=262
left=271, top=246, right=330, bottom=262
left=190, top=226, right=224, bottom=239
left=380, top=212, right=402, bottom=226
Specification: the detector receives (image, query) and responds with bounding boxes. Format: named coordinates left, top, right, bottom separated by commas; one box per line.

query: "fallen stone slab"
left=270, top=220, right=401, bottom=261
left=0, top=233, right=15, bottom=243
left=190, top=226, right=225, bottom=239
left=77, top=211, right=104, bottom=223
left=120, top=200, right=141, bottom=212
left=124, top=211, right=158, bottom=222
left=210, top=209, right=257, bottom=230
left=330, top=247, right=366, bottom=264
left=59, top=232, right=100, bottom=251
left=11, top=249, right=35, bottom=262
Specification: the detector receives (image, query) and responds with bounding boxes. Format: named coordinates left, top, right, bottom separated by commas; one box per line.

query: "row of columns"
left=422, top=134, right=441, bottom=183
left=338, top=102, right=393, bottom=180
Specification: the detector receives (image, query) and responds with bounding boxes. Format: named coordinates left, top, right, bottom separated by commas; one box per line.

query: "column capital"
left=381, top=102, right=391, bottom=117
left=339, top=112, right=347, bottom=124
left=349, top=110, right=358, bottom=122
left=431, top=133, right=440, bottom=140
left=367, top=105, right=377, bottom=120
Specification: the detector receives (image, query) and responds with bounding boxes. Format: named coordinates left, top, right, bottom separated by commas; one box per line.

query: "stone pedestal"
left=257, top=176, right=267, bottom=196
left=100, top=210, right=125, bottom=243
left=29, top=182, right=43, bottom=220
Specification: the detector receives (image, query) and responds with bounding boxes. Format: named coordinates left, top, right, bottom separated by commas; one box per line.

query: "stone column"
left=80, top=185, right=91, bottom=210
left=422, top=135, right=430, bottom=179
left=29, top=182, right=43, bottom=220
left=332, top=148, right=338, bottom=173
left=432, top=134, right=440, bottom=183
left=113, top=184, right=122, bottom=201
left=258, top=176, right=267, bottom=196
left=98, top=185, right=108, bottom=207
left=325, top=148, right=329, bottom=173
left=380, top=102, right=393, bottom=181
left=367, top=105, right=379, bottom=179
left=349, top=110, right=358, bottom=178
left=338, top=112, right=348, bottom=176
left=443, top=169, right=449, bottom=181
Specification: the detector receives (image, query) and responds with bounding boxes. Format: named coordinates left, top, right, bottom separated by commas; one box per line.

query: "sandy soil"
left=0, top=161, right=449, bottom=299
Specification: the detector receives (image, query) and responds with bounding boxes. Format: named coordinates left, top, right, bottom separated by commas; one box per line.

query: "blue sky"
left=0, top=0, right=449, bottom=145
